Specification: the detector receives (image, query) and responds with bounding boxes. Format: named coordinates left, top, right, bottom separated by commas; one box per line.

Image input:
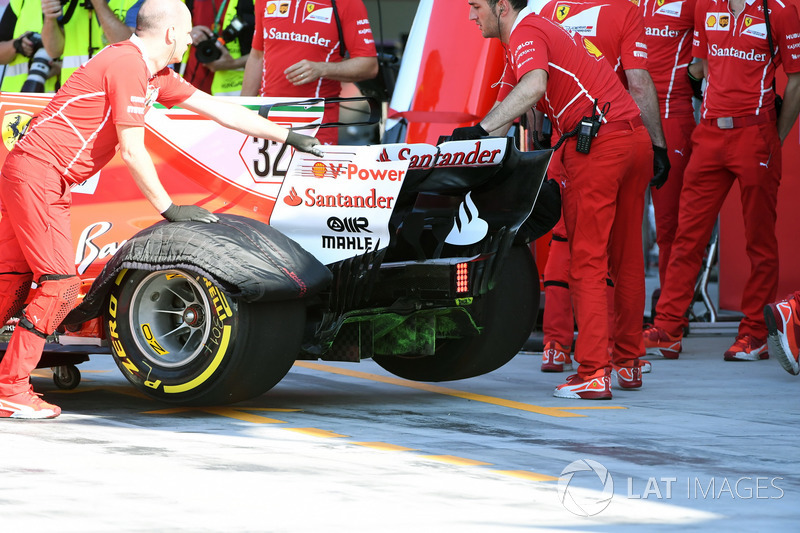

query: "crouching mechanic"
left=0, top=0, right=323, bottom=419
left=455, top=0, right=653, bottom=399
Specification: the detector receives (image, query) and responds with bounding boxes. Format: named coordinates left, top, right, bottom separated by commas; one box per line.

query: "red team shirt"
left=693, top=0, right=800, bottom=118
left=642, top=0, right=698, bottom=118
left=539, top=0, right=649, bottom=86
left=499, top=9, right=642, bottom=137
left=252, top=0, right=377, bottom=98
left=18, top=36, right=197, bottom=185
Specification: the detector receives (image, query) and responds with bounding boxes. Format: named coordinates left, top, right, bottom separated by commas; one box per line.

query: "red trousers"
left=654, top=120, right=781, bottom=340
left=0, top=151, right=76, bottom=396
left=561, top=126, right=652, bottom=376
left=542, top=154, right=614, bottom=350
left=651, top=114, right=695, bottom=287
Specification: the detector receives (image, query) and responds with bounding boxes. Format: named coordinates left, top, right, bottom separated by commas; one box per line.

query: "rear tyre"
left=104, top=269, right=304, bottom=405
left=373, top=246, right=538, bottom=381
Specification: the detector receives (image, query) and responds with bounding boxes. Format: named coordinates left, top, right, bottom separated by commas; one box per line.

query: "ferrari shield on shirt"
left=539, top=0, right=649, bottom=86
left=16, top=36, right=196, bottom=185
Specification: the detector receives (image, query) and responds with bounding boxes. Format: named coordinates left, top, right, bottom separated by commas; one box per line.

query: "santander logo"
left=284, top=187, right=302, bottom=206
left=445, top=192, right=488, bottom=246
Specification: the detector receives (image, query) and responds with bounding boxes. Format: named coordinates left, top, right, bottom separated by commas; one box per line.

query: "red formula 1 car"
left=0, top=93, right=552, bottom=405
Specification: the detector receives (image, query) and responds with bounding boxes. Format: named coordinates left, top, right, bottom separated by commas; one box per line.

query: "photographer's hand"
left=206, top=45, right=236, bottom=73
left=190, top=25, right=214, bottom=46
left=41, top=0, right=62, bottom=19
left=13, top=33, right=36, bottom=58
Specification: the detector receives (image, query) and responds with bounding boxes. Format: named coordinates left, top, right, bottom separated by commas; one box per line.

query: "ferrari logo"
left=657, top=0, right=664, bottom=5
left=2, top=111, right=31, bottom=152
left=745, top=16, right=752, bottom=26
left=307, top=3, right=314, bottom=12
left=720, top=15, right=729, bottom=27
left=556, top=5, right=570, bottom=21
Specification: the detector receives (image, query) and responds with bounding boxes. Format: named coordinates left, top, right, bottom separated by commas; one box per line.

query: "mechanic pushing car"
left=0, top=0, right=324, bottom=420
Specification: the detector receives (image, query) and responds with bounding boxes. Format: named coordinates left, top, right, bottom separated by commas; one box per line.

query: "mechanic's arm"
left=480, top=69, right=547, bottom=133
left=117, top=124, right=218, bottom=222
left=626, top=68, right=670, bottom=188
left=179, top=90, right=324, bottom=156
left=284, top=56, right=378, bottom=86
left=778, top=72, right=800, bottom=143
left=89, top=0, right=134, bottom=43
left=117, top=125, right=173, bottom=212
left=479, top=101, right=512, bottom=136
left=41, top=0, right=65, bottom=60
left=625, top=68, right=666, bottom=148
left=241, top=48, right=263, bottom=96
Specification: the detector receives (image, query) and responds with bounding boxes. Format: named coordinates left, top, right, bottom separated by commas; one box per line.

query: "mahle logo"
left=557, top=459, right=614, bottom=516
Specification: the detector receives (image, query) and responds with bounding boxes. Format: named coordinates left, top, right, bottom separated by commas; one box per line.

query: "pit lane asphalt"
left=1, top=334, right=798, bottom=533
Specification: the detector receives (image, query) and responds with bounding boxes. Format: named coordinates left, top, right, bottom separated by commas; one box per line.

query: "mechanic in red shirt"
left=241, top=0, right=378, bottom=144
left=644, top=0, right=800, bottom=361
left=641, top=0, right=698, bottom=293
left=537, top=0, right=668, bottom=379
left=0, top=0, right=322, bottom=420
left=455, top=0, right=653, bottom=399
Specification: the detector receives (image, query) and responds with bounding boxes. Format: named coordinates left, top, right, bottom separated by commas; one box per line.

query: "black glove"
left=688, top=70, right=704, bottom=101
left=13, top=32, right=33, bottom=57
left=651, top=145, right=670, bottom=190
left=161, top=204, right=219, bottom=223
left=286, top=131, right=324, bottom=157
left=450, top=123, right=488, bottom=141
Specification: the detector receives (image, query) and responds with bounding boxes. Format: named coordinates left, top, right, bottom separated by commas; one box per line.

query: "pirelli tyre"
left=373, top=246, right=538, bottom=381
left=104, top=269, right=304, bottom=405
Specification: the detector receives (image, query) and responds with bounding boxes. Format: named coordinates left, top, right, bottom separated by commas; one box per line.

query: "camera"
left=28, top=32, right=43, bottom=52
left=195, top=17, right=248, bottom=64
left=21, top=48, right=53, bottom=93
left=13, top=31, right=43, bottom=57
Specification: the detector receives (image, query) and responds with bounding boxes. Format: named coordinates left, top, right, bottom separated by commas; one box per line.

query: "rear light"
left=455, top=262, right=470, bottom=293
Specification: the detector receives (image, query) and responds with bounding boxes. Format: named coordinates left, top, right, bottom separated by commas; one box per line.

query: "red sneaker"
left=723, top=334, right=768, bottom=361
left=553, top=370, right=612, bottom=400
left=0, top=389, right=61, bottom=419
left=611, top=364, right=643, bottom=389
left=643, top=325, right=682, bottom=359
left=541, top=341, right=573, bottom=372
left=765, top=297, right=800, bottom=375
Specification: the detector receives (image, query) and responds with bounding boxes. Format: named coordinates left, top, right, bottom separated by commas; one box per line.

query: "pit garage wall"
left=719, top=71, right=800, bottom=311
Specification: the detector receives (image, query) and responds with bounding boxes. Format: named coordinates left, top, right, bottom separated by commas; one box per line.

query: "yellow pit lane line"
left=295, top=361, right=626, bottom=418
left=421, top=455, right=492, bottom=467
left=145, top=406, right=301, bottom=424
